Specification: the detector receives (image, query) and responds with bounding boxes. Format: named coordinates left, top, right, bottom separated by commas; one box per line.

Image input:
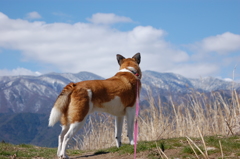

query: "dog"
left=48, top=53, right=141, bottom=158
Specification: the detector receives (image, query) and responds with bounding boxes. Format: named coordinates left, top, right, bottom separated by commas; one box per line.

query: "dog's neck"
left=118, top=67, right=140, bottom=78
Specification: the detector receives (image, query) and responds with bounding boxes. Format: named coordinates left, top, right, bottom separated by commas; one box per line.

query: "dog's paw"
left=130, top=140, right=135, bottom=145
left=115, top=139, right=122, bottom=148
left=58, top=154, right=69, bottom=159
left=115, top=137, right=122, bottom=148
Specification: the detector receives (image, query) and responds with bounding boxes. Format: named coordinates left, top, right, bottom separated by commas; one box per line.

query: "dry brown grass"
left=74, top=89, right=240, bottom=151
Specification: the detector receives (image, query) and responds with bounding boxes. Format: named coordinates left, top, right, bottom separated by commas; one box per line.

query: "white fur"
left=126, top=106, right=136, bottom=145
left=119, top=67, right=137, bottom=76
left=93, top=96, right=125, bottom=116
left=87, top=89, right=92, bottom=99
left=93, top=96, right=136, bottom=146
left=57, top=125, right=69, bottom=157
left=59, top=122, right=85, bottom=158
left=49, top=107, right=61, bottom=127
left=127, top=66, right=137, bottom=73
left=118, top=68, right=132, bottom=73
left=87, top=89, right=94, bottom=113
left=115, top=116, right=124, bottom=147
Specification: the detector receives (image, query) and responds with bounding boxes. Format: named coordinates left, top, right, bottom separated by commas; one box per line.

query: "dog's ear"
left=116, top=54, right=125, bottom=66
left=132, top=53, right=141, bottom=64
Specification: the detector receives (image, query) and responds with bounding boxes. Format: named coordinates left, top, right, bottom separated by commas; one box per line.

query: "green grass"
left=91, top=140, right=172, bottom=157
left=90, top=136, right=240, bottom=158
left=0, top=142, right=82, bottom=159
left=205, top=135, right=240, bottom=156
left=182, top=146, right=204, bottom=155
left=0, top=135, right=239, bottom=158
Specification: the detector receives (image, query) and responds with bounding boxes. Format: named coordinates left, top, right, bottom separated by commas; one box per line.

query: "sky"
left=0, top=0, right=239, bottom=81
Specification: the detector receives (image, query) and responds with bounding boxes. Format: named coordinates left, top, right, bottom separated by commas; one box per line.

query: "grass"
left=0, top=135, right=239, bottom=158
left=69, top=88, right=240, bottom=158
left=0, top=142, right=82, bottom=159
left=206, top=136, right=240, bottom=153
left=75, top=89, right=240, bottom=149
left=182, top=146, right=204, bottom=155
left=80, top=135, right=240, bottom=158
left=1, top=88, right=239, bottom=158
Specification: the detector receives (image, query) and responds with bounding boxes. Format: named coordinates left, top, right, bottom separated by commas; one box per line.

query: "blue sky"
left=0, top=0, right=239, bottom=81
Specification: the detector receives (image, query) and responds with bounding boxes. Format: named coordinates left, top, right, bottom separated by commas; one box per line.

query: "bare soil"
left=68, top=148, right=231, bottom=159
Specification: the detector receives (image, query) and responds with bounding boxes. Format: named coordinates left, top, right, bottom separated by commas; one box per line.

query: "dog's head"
left=116, top=53, right=142, bottom=79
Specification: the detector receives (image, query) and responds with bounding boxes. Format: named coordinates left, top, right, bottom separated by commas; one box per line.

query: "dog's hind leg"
left=59, top=121, right=85, bottom=159
left=59, top=88, right=92, bottom=159
left=57, top=124, right=69, bottom=157
left=126, top=106, right=135, bottom=145
left=115, top=116, right=124, bottom=147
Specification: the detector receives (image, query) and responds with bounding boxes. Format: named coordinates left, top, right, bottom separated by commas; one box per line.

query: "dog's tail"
left=48, top=82, right=76, bottom=127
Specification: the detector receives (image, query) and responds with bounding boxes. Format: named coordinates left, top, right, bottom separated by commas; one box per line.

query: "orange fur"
left=50, top=53, right=141, bottom=125
left=58, top=71, right=140, bottom=124
left=56, top=58, right=141, bottom=125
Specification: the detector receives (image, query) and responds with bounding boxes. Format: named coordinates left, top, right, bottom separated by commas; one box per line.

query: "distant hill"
left=0, top=113, right=61, bottom=147
left=0, top=70, right=239, bottom=147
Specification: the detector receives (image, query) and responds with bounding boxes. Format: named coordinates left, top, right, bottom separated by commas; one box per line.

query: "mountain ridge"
left=0, top=70, right=239, bottom=114
left=0, top=70, right=239, bottom=147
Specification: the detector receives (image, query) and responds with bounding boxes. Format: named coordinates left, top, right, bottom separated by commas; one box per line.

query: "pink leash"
left=134, top=80, right=140, bottom=159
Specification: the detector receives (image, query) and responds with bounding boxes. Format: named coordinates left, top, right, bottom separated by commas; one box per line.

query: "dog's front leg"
left=126, top=106, right=135, bottom=145
left=115, top=116, right=124, bottom=147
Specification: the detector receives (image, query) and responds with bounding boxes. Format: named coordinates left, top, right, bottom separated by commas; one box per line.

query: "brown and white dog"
left=48, top=53, right=141, bottom=158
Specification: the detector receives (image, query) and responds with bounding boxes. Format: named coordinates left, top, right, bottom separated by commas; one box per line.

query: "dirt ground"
left=70, top=152, right=147, bottom=159
left=67, top=148, right=231, bottom=159
left=68, top=149, right=159, bottom=159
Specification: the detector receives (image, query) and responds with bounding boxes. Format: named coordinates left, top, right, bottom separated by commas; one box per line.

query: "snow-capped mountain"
left=0, top=70, right=239, bottom=114
left=142, top=70, right=239, bottom=97
left=0, top=71, right=103, bottom=113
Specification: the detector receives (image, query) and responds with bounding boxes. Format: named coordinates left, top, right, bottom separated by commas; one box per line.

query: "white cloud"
left=26, top=11, right=42, bottom=19
left=185, top=32, right=240, bottom=79
left=87, top=13, right=133, bottom=24
left=0, top=12, right=238, bottom=79
left=0, top=12, right=191, bottom=78
left=0, top=68, right=41, bottom=76
left=191, top=32, right=240, bottom=54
